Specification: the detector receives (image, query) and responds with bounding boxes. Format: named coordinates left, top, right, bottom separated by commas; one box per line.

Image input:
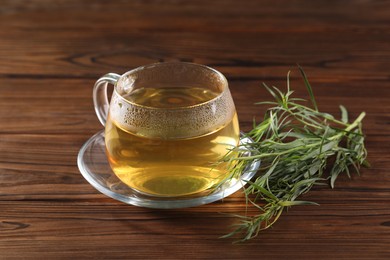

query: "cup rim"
left=113, top=61, right=229, bottom=110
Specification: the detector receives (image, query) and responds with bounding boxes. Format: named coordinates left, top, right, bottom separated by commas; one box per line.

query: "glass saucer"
left=77, top=130, right=260, bottom=209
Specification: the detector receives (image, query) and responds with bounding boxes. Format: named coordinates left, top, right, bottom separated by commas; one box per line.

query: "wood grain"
left=0, top=0, right=389, bottom=259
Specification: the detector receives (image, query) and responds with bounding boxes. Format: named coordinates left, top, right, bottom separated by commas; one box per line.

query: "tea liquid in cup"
left=93, top=62, right=239, bottom=197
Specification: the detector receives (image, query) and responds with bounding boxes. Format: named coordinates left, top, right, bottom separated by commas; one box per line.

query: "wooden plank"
left=0, top=77, right=388, bottom=134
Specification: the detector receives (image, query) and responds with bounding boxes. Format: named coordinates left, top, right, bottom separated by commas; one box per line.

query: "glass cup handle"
left=93, top=73, right=121, bottom=126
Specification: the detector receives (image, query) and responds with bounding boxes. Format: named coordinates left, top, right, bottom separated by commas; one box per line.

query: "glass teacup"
left=93, top=62, right=239, bottom=198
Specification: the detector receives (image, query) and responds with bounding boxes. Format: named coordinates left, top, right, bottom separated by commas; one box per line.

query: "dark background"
left=0, top=0, right=389, bottom=259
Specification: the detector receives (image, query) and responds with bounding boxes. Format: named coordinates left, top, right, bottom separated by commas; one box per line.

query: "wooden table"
left=1, top=0, right=389, bottom=259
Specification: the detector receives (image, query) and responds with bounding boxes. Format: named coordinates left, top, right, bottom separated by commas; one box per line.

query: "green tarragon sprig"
left=222, top=67, right=368, bottom=242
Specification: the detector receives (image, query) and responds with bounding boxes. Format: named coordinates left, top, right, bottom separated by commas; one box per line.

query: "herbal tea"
left=105, top=87, right=239, bottom=197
